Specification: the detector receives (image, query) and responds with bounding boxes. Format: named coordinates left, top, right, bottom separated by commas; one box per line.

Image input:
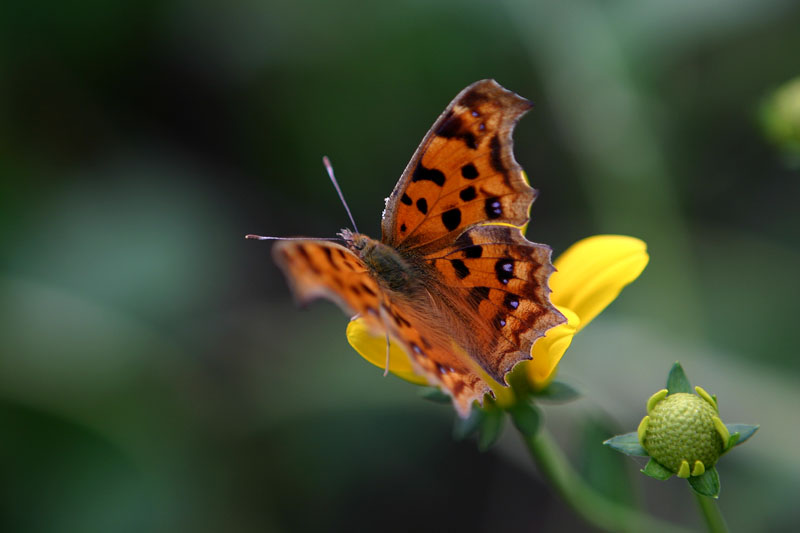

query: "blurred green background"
left=1, top=0, right=799, bottom=531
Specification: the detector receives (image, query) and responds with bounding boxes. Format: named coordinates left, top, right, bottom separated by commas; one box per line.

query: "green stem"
left=523, top=428, right=690, bottom=533
left=694, top=492, right=728, bottom=533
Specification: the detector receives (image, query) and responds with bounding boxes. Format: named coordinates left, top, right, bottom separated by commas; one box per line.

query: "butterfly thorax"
left=340, top=229, right=420, bottom=293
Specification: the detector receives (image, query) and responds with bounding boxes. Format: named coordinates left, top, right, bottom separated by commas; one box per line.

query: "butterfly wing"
left=367, top=300, right=492, bottom=417
left=381, top=79, right=536, bottom=254
left=273, top=240, right=384, bottom=329
left=381, top=79, right=566, bottom=391
left=427, top=225, right=565, bottom=384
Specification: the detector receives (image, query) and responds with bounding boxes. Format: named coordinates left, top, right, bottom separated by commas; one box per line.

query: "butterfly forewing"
left=273, top=241, right=385, bottom=331
left=381, top=79, right=536, bottom=254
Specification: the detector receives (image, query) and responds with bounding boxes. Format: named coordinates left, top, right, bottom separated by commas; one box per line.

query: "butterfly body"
left=272, top=80, right=566, bottom=416
left=341, top=230, right=423, bottom=293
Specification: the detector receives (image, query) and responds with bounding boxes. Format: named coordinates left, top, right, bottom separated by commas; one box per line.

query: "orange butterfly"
left=267, top=80, right=565, bottom=416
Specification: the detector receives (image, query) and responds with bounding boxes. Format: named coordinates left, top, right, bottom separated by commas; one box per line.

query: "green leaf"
left=534, top=380, right=581, bottom=403
left=419, top=388, right=451, bottom=404
left=641, top=458, right=673, bottom=480
left=725, top=424, right=759, bottom=446
left=509, top=403, right=540, bottom=437
left=604, top=432, right=649, bottom=456
left=453, top=408, right=484, bottom=441
left=477, top=408, right=504, bottom=451
left=725, top=433, right=740, bottom=452
left=688, top=466, right=720, bottom=498
left=666, top=362, right=692, bottom=394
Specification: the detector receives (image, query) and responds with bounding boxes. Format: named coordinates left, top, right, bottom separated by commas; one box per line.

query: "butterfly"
left=269, top=80, right=565, bottom=417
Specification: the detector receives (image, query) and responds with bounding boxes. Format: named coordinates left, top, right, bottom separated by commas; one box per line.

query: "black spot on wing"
left=495, top=259, right=514, bottom=285
left=412, top=162, right=445, bottom=187
left=441, top=208, right=462, bottom=231
left=435, top=111, right=477, bottom=149
left=451, top=259, right=470, bottom=279
left=436, top=111, right=460, bottom=136
left=464, top=245, right=482, bottom=259
left=360, top=282, right=377, bottom=297
left=462, top=132, right=477, bottom=150
left=296, top=246, right=321, bottom=275
left=322, top=246, right=335, bottom=265
left=485, top=198, right=502, bottom=219
left=467, top=286, right=491, bottom=307
left=461, top=163, right=479, bottom=180
left=451, top=232, right=482, bottom=258
left=392, top=311, right=411, bottom=328
left=401, top=193, right=412, bottom=205
left=416, top=198, right=428, bottom=214
left=503, top=293, right=519, bottom=310
left=459, top=186, right=477, bottom=202
left=460, top=90, right=489, bottom=110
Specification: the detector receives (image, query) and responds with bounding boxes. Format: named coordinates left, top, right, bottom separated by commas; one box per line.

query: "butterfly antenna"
left=245, top=235, right=343, bottom=242
left=323, top=156, right=359, bottom=233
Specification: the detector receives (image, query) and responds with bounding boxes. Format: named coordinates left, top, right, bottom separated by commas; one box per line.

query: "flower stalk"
left=522, top=427, right=691, bottom=533
left=694, top=492, right=729, bottom=533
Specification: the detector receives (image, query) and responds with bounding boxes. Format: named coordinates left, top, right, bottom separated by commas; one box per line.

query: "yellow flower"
left=346, top=235, right=649, bottom=394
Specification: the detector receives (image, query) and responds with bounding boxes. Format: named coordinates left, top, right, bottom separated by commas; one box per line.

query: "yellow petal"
left=551, top=235, right=648, bottom=331
left=345, top=319, right=428, bottom=385
left=525, top=305, right=580, bottom=388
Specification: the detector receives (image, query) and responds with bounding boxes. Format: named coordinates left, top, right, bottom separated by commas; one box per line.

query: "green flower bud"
left=761, top=76, right=800, bottom=157
left=642, top=392, right=724, bottom=474
left=605, top=363, right=759, bottom=498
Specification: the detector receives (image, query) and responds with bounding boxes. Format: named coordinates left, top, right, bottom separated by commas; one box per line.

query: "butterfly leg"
left=378, top=301, right=393, bottom=377
left=383, top=329, right=391, bottom=377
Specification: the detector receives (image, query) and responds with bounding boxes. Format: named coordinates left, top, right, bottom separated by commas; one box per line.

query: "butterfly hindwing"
left=378, top=301, right=492, bottom=416
left=381, top=79, right=536, bottom=254
left=427, top=225, right=565, bottom=384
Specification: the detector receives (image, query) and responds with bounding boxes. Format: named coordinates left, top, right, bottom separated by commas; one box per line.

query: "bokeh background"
left=2, top=0, right=799, bottom=531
